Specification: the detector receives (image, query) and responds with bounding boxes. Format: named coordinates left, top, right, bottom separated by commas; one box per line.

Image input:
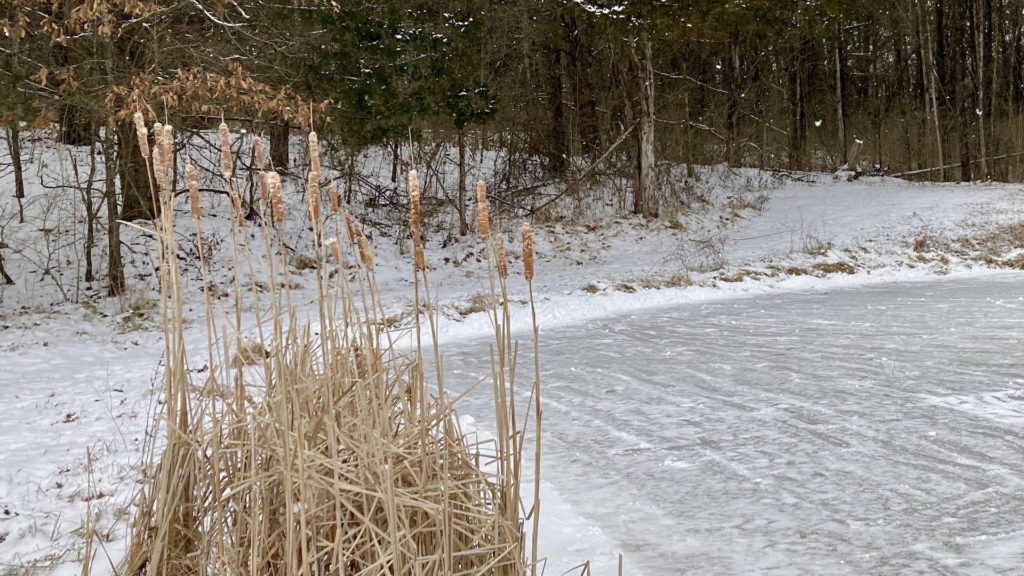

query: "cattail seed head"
left=253, top=137, right=266, bottom=170
left=186, top=164, right=201, bottom=220
left=133, top=111, right=146, bottom=133
left=356, top=232, right=374, bottom=270
left=258, top=171, right=271, bottom=207
left=343, top=211, right=357, bottom=244
left=307, top=170, right=321, bottom=225
left=219, top=122, right=232, bottom=178
left=496, top=235, right=509, bottom=279
left=161, top=124, right=173, bottom=163
left=135, top=120, right=149, bottom=159
left=308, top=132, right=320, bottom=175
left=326, top=237, right=343, bottom=266
left=408, top=169, right=421, bottom=247
left=414, top=245, right=425, bottom=272
left=268, top=171, right=284, bottom=224
left=521, top=222, right=534, bottom=282
left=476, top=180, right=490, bottom=239
left=230, top=191, right=244, bottom=228
left=328, top=183, right=340, bottom=214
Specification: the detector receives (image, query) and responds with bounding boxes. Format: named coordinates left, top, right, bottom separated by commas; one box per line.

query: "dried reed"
left=117, top=126, right=556, bottom=576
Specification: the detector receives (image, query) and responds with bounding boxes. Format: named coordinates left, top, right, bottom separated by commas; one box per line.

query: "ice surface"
left=441, top=273, right=1024, bottom=575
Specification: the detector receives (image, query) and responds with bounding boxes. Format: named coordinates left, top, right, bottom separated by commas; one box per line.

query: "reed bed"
left=113, top=118, right=545, bottom=576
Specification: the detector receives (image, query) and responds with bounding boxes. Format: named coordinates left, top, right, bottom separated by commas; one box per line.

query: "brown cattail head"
left=326, top=237, right=343, bottom=266
left=268, top=171, right=284, bottom=224
left=258, top=171, right=271, bottom=207
left=414, top=245, right=425, bottom=272
left=219, top=122, right=232, bottom=178
left=135, top=117, right=149, bottom=159
left=475, top=180, right=490, bottom=239
left=308, top=132, right=321, bottom=175
left=158, top=124, right=173, bottom=193
left=521, top=222, right=534, bottom=282
left=186, top=163, right=201, bottom=219
left=230, top=191, right=244, bottom=228
left=356, top=232, right=374, bottom=271
left=161, top=124, right=173, bottom=164
left=132, top=111, right=146, bottom=133
left=343, top=210, right=357, bottom=244
left=408, top=169, right=421, bottom=247
left=253, top=137, right=266, bottom=170
left=495, top=234, right=508, bottom=279
left=328, top=183, right=340, bottom=214
left=307, top=170, right=321, bottom=225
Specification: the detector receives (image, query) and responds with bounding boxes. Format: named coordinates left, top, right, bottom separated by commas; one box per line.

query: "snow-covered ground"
left=3, top=135, right=1024, bottom=574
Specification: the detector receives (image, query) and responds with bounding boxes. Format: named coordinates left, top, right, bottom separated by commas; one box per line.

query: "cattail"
left=521, top=222, right=534, bottom=282
left=219, top=122, right=232, bottom=179
left=230, top=191, right=244, bottom=228
left=414, top=245, right=425, bottom=272
left=159, top=124, right=173, bottom=192
left=476, top=180, right=490, bottom=239
left=325, top=237, right=343, bottom=266
left=408, top=169, right=421, bottom=247
left=308, top=132, right=320, bottom=175
left=307, top=170, right=321, bottom=225
left=356, top=232, right=374, bottom=270
left=152, top=122, right=165, bottom=184
left=495, top=234, right=508, bottom=279
left=343, top=211, right=357, bottom=244
left=135, top=120, right=149, bottom=159
left=133, top=111, right=146, bottom=133
left=161, top=124, right=173, bottom=165
left=268, top=171, right=284, bottom=224
left=258, top=171, right=271, bottom=207
left=328, top=183, right=340, bottom=214
left=186, top=164, right=201, bottom=219
left=253, top=137, right=266, bottom=170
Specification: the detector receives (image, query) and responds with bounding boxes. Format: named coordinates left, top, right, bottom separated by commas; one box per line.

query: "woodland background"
left=1, top=0, right=1020, bottom=295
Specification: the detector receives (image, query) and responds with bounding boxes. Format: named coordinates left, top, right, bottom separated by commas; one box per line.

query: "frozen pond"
left=445, top=274, right=1024, bottom=575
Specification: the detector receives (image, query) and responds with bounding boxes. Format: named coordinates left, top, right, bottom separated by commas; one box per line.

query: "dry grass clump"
left=115, top=122, right=547, bottom=576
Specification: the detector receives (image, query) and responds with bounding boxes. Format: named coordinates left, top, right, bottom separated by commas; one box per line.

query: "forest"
left=1, top=0, right=1021, bottom=295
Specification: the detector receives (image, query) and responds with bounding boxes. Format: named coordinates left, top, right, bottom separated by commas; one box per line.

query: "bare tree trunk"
left=270, top=121, right=290, bottom=172
left=919, top=0, right=946, bottom=180
left=548, top=39, right=568, bottom=176
left=6, top=126, right=25, bottom=224
left=457, top=129, right=469, bottom=236
left=103, top=119, right=125, bottom=296
left=0, top=250, right=13, bottom=285
left=976, top=0, right=989, bottom=179
left=634, top=35, right=658, bottom=219
left=835, top=24, right=848, bottom=163
left=117, top=120, right=155, bottom=221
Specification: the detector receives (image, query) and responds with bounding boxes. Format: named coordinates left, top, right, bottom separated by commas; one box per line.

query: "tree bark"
left=103, top=119, right=125, bottom=296
left=634, top=35, right=658, bottom=219
left=835, top=23, right=848, bottom=163
left=547, top=39, right=567, bottom=176
left=270, top=121, right=290, bottom=172
left=6, top=126, right=25, bottom=224
left=117, top=120, right=155, bottom=221
left=457, top=129, right=469, bottom=236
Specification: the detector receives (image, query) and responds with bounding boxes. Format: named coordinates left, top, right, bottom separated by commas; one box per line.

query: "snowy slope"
left=3, top=133, right=1024, bottom=573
